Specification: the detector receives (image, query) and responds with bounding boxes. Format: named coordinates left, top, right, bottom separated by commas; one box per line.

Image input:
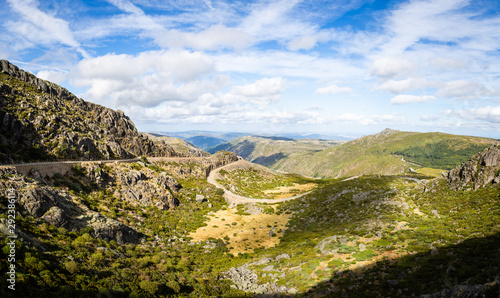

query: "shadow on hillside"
left=220, top=233, right=500, bottom=298
left=299, top=232, right=500, bottom=297
left=229, top=175, right=500, bottom=297
left=236, top=140, right=256, bottom=159
left=252, top=153, right=287, bottom=167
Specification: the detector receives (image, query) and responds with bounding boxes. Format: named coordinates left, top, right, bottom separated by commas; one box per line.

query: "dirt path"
left=207, top=160, right=313, bottom=205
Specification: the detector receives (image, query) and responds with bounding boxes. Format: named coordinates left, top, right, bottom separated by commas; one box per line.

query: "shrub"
left=166, top=280, right=181, bottom=293
left=64, top=260, right=79, bottom=274
left=139, top=280, right=159, bottom=295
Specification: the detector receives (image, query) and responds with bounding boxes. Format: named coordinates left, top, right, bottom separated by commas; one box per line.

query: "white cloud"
left=195, top=77, right=287, bottom=109
left=6, top=0, right=88, bottom=57
left=37, top=70, right=68, bottom=84
left=315, top=84, right=353, bottom=95
left=391, top=95, right=437, bottom=104
left=159, top=24, right=254, bottom=50
left=375, top=78, right=439, bottom=94
left=215, top=51, right=364, bottom=80
left=335, top=113, right=402, bottom=126
left=429, top=57, right=466, bottom=71
left=231, top=77, right=286, bottom=102
left=437, top=80, right=499, bottom=99
left=445, top=106, right=500, bottom=123
left=69, top=50, right=218, bottom=107
left=381, top=0, right=470, bottom=55
left=371, top=56, right=416, bottom=79
left=288, top=35, right=317, bottom=51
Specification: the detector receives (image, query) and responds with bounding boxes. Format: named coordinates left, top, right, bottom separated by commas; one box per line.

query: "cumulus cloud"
left=375, top=78, right=439, bottom=94
left=230, top=77, right=286, bottom=103
left=371, top=56, right=416, bottom=79
left=159, top=24, right=254, bottom=50
left=69, top=50, right=218, bottom=107
left=315, top=84, right=353, bottom=95
left=445, top=106, right=500, bottom=123
left=391, top=94, right=437, bottom=104
left=215, top=51, right=364, bottom=80
left=37, top=70, right=69, bottom=85
left=437, top=80, right=499, bottom=99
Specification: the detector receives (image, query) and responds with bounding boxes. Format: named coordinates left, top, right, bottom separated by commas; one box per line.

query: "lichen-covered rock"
left=0, top=168, right=139, bottom=244
left=87, top=214, right=138, bottom=244
left=111, top=165, right=181, bottom=210
left=120, top=170, right=146, bottom=186
left=155, top=172, right=182, bottom=191
left=42, top=206, right=67, bottom=227
left=19, top=187, right=60, bottom=217
left=448, top=145, right=500, bottom=190
left=225, top=265, right=297, bottom=295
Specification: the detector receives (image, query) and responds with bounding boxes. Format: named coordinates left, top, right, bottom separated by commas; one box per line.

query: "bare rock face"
left=0, top=59, right=183, bottom=163
left=113, top=165, right=181, bottom=210
left=448, top=145, right=500, bottom=190
left=42, top=206, right=67, bottom=227
left=0, top=168, right=139, bottom=244
left=19, top=187, right=61, bottom=217
left=86, top=214, right=138, bottom=244
left=155, top=172, right=182, bottom=192
left=120, top=170, right=146, bottom=186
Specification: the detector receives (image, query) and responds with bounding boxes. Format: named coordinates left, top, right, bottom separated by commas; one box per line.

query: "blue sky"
left=1, top=0, right=500, bottom=139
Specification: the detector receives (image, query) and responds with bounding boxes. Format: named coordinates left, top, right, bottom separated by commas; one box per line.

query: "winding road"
left=1, top=156, right=313, bottom=206
left=207, top=160, right=313, bottom=206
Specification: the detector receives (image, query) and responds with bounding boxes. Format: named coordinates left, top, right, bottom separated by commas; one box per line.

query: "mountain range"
left=209, top=128, right=497, bottom=178
left=0, top=60, right=499, bottom=297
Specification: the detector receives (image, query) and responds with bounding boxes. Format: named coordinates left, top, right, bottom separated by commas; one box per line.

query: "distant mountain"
left=0, top=60, right=192, bottom=163
left=186, top=136, right=227, bottom=150
left=152, top=131, right=249, bottom=150
left=153, top=131, right=353, bottom=150
left=210, top=128, right=498, bottom=178
left=207, top=135, right=345, bottom=168
left=145, top=133, right=209, bottom=156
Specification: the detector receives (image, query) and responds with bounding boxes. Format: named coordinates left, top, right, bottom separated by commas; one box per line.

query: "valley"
left=0, top=60, right=499, bottom=297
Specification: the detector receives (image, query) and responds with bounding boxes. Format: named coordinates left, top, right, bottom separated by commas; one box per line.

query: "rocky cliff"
left=0, top=60, right=182, bottom=163
left=0, top=166, right=139, bottom=244
left=448, top=145, right=500, bottom=190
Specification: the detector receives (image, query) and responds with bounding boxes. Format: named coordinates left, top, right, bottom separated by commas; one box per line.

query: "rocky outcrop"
left=19, top=186, right=62, bottom=217
left=0, top=59, right=188, bottom=163
left=0, top=167, right=139, bottom=244
left=107, top=164, right=181, bottom=210
left=448, top=145, right=500, bottom=190
left=155, top=172, right=182, bottom=192
left=419, top=279, right=500, bottom=298
left=86, top=213, right=138, bottom=244
left=225, top=265, right=298, bottom=295
left=202, top=151, right=239, bottom=176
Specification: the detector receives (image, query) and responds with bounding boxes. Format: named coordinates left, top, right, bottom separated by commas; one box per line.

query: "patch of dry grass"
left=189, top=208, right=291, bottom=255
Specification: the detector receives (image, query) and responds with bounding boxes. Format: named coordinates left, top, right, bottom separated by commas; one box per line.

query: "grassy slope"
left=1, top=157, right=499, bottom=297
left=269, top=175, right=500, bottom=296
left=272, top=130, right=495, bottom=178
left=208, top=136, right=344, bottom=168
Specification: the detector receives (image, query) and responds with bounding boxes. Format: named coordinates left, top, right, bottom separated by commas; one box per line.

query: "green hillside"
left=208, top=135, right=344, bottom=168
left=214, top=129, right=497, bottom=178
